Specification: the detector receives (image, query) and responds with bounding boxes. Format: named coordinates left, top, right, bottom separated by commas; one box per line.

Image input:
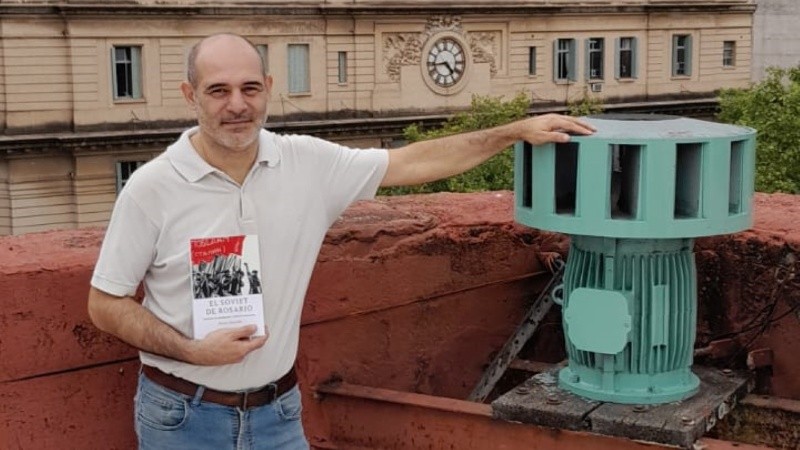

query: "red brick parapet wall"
left=0, top=192, right=798, bottom=449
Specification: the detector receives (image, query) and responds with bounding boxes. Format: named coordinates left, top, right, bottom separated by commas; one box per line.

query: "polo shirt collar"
left=167, top=126, right=281, bottom=183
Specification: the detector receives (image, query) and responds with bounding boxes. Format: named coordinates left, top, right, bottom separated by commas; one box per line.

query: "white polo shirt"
left=91, top=127, right=388, bottom=391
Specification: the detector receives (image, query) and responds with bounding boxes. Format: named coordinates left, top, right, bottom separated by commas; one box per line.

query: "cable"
left=718, top=263, right=797, bottom=367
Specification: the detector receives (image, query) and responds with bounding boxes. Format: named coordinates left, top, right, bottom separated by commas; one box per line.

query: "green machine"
left=514, top=115, right=756, bottom=404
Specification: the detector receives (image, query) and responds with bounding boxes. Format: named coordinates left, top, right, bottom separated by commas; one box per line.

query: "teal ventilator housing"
left=514, top=115, right=756, bottom=404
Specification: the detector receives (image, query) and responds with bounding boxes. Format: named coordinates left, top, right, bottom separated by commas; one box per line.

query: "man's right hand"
left=87, top=287, right=269, bottom=367
left=188, top=325, right=269, bottom=366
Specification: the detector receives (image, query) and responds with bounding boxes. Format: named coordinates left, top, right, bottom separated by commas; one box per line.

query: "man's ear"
left=180, top=81, right=196, bottom=109
left=264, top=75, right=274, bottom=97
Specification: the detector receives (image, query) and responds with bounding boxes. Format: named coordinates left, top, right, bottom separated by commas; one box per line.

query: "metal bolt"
left=546, top=393, right=562, bottom=405
left=632, top=405, right=647, bottom=413
left=705, top=414, right=717, bottom=431
left=516, top=386, right=530, bottom=395
left=717, top=402, right=730, bottom=420
left=681, top=416, right=695, bottom=426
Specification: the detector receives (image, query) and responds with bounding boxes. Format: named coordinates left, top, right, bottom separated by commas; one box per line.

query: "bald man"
left=88, top=33, right=594, bottom=449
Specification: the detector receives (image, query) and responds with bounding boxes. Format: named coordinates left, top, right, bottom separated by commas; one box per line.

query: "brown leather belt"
left=142, top=365, right=297, bottom=409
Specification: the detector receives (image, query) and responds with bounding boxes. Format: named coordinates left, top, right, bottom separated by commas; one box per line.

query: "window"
left=723, top=41, right=736, bottom=67
left=115, top=160, right=146, bottom=193
left=672, top=34, right=692, bottom=77
left=112, top=46, right=142, bottom=100
left=616, top=37, right=638, bottom=79
left=586, top=38, right=604, bottom=80
left=528, top=47, right=537, bottom=76
left=338, top=51, right=348, bottom=84
left=553, top=39, right=576, bottom=82
left=256, top=44, right=269, bottom=73
left=287, top=44, right=310, bottom=94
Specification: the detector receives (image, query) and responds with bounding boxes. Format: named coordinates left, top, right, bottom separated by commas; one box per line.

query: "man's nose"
left=227, top=89, right=248, bottom=113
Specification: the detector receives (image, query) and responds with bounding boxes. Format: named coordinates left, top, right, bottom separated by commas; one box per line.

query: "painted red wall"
left=0, top=192, right=797, bottom=449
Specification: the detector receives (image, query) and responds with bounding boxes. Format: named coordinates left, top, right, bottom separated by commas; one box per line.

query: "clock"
left=426, top=37, right=466, bottom=87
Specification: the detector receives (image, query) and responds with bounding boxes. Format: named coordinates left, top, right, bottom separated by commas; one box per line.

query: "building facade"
left=0, top=0, right=756, bottom=235
left=752, top=0, right=800, bottom=80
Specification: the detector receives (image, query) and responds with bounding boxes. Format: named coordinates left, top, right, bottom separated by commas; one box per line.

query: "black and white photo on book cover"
left=189, top=234, right=266, bottom=339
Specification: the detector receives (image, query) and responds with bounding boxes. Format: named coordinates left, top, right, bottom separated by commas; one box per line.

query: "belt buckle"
left=265, top=383, right=278, bottom=403
left=240, top=383, right=277, bottom=409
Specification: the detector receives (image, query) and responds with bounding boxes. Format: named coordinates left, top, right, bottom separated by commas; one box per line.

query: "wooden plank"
left=492, top=365, right=751, bottom=448
left=586, top=366, right=751, bottom=448
left=492, top=368, right=601, bottom=431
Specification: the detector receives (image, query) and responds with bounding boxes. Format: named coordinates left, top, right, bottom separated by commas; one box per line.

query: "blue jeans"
left=135, top=372, right=309, bottom=450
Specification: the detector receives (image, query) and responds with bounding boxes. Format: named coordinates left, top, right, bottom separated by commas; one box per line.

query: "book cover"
left=189, top=234, right=266, bottom=340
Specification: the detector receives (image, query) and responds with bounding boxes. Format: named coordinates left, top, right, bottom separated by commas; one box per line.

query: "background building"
left=752, top=0, right=800, bottom=80
left=0, top=0, right=756, bottom=234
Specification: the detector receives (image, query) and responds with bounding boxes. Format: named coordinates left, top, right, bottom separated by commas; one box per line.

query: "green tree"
left=718, top=67, right=800, bottom=193
left=379, top=92, right=530, bottom=195
left=567, top=92, right=604, bottom=117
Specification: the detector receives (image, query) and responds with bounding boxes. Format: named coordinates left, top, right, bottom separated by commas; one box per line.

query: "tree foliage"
left=718, top=67, right=800, bottom=193
left=379, top=92, right=530, bottom=195
left=567, top=93, right=604, bottom=117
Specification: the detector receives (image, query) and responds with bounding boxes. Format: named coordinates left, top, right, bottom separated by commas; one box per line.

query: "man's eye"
left=208, top=89, right=227, bottom=97
left=243, top=87, right=262, bottom=95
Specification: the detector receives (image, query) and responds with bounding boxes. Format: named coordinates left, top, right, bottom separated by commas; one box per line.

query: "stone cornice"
left=0, top=1, right=757, bottom=17
left=0, top=128, right=182, bottom=157
left=0, top=98, right=719, bottom=157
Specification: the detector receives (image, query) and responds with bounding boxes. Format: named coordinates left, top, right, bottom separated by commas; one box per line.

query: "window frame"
left=287, top=43, right=311, bottom=95
left=586, top=37, right=605, bottom=81
left=115, top=160, right=147, bottom=193
left=615, top=36, right=638, bottom=80
left=723, top=41, right=736, bottom=68
left=111, top=45, right=143, bottom=101
left=553, top=38, right=577, bottom=83
left=337, top=51, right=348, bottom=84
left=672, top=34, right=693, bottom=77
left=528, top=46, right=537, bottom=76
left=256, top=44, right=270, bottom=74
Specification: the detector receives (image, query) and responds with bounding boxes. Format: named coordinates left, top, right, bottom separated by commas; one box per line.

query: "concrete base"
left=492, top=365, right=751, bottom=449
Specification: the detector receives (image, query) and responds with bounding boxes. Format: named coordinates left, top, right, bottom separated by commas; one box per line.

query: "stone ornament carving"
left=383, top=15, right=500, bottom=82
left=468, top=32, right=499, bottom=77
left=384, top=33, right=423, bottom=82
left=422, top=15, right=464, bottom=39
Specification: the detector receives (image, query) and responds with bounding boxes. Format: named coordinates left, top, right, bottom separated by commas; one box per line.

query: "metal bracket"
left=468, top=257, right=565, bottom=402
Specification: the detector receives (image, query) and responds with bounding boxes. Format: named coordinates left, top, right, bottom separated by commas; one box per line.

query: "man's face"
left=182, top=37, right=272, bottom=153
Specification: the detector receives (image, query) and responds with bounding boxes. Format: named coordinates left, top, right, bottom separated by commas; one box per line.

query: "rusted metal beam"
left=313, top=382, right=770, bottom=450
left=695, top=439, right=779, bottom=450
left=694, top=338, right=737, bottom=359
left=746, top=348, right=774, bottom=370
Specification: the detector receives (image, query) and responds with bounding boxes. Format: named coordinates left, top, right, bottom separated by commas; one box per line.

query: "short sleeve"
left=283, top=135, right=388, bottom=223
left=325, top=146, right=388, bottom=199
left=91, top=191, right=159, bottom=297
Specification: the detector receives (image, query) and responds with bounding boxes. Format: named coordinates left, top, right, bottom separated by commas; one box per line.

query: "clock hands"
left=435, top=60, right=455, bottom=73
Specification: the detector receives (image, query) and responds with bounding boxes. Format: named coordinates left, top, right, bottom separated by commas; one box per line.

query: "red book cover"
left=189, top=235, right=266, bottom=339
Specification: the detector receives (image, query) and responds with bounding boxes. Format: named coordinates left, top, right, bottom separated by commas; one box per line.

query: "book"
left=189, top=234, right=266, bottom=340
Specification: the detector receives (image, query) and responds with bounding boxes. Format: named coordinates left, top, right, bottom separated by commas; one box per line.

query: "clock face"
left=426, top=38, right=466, bottom=87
